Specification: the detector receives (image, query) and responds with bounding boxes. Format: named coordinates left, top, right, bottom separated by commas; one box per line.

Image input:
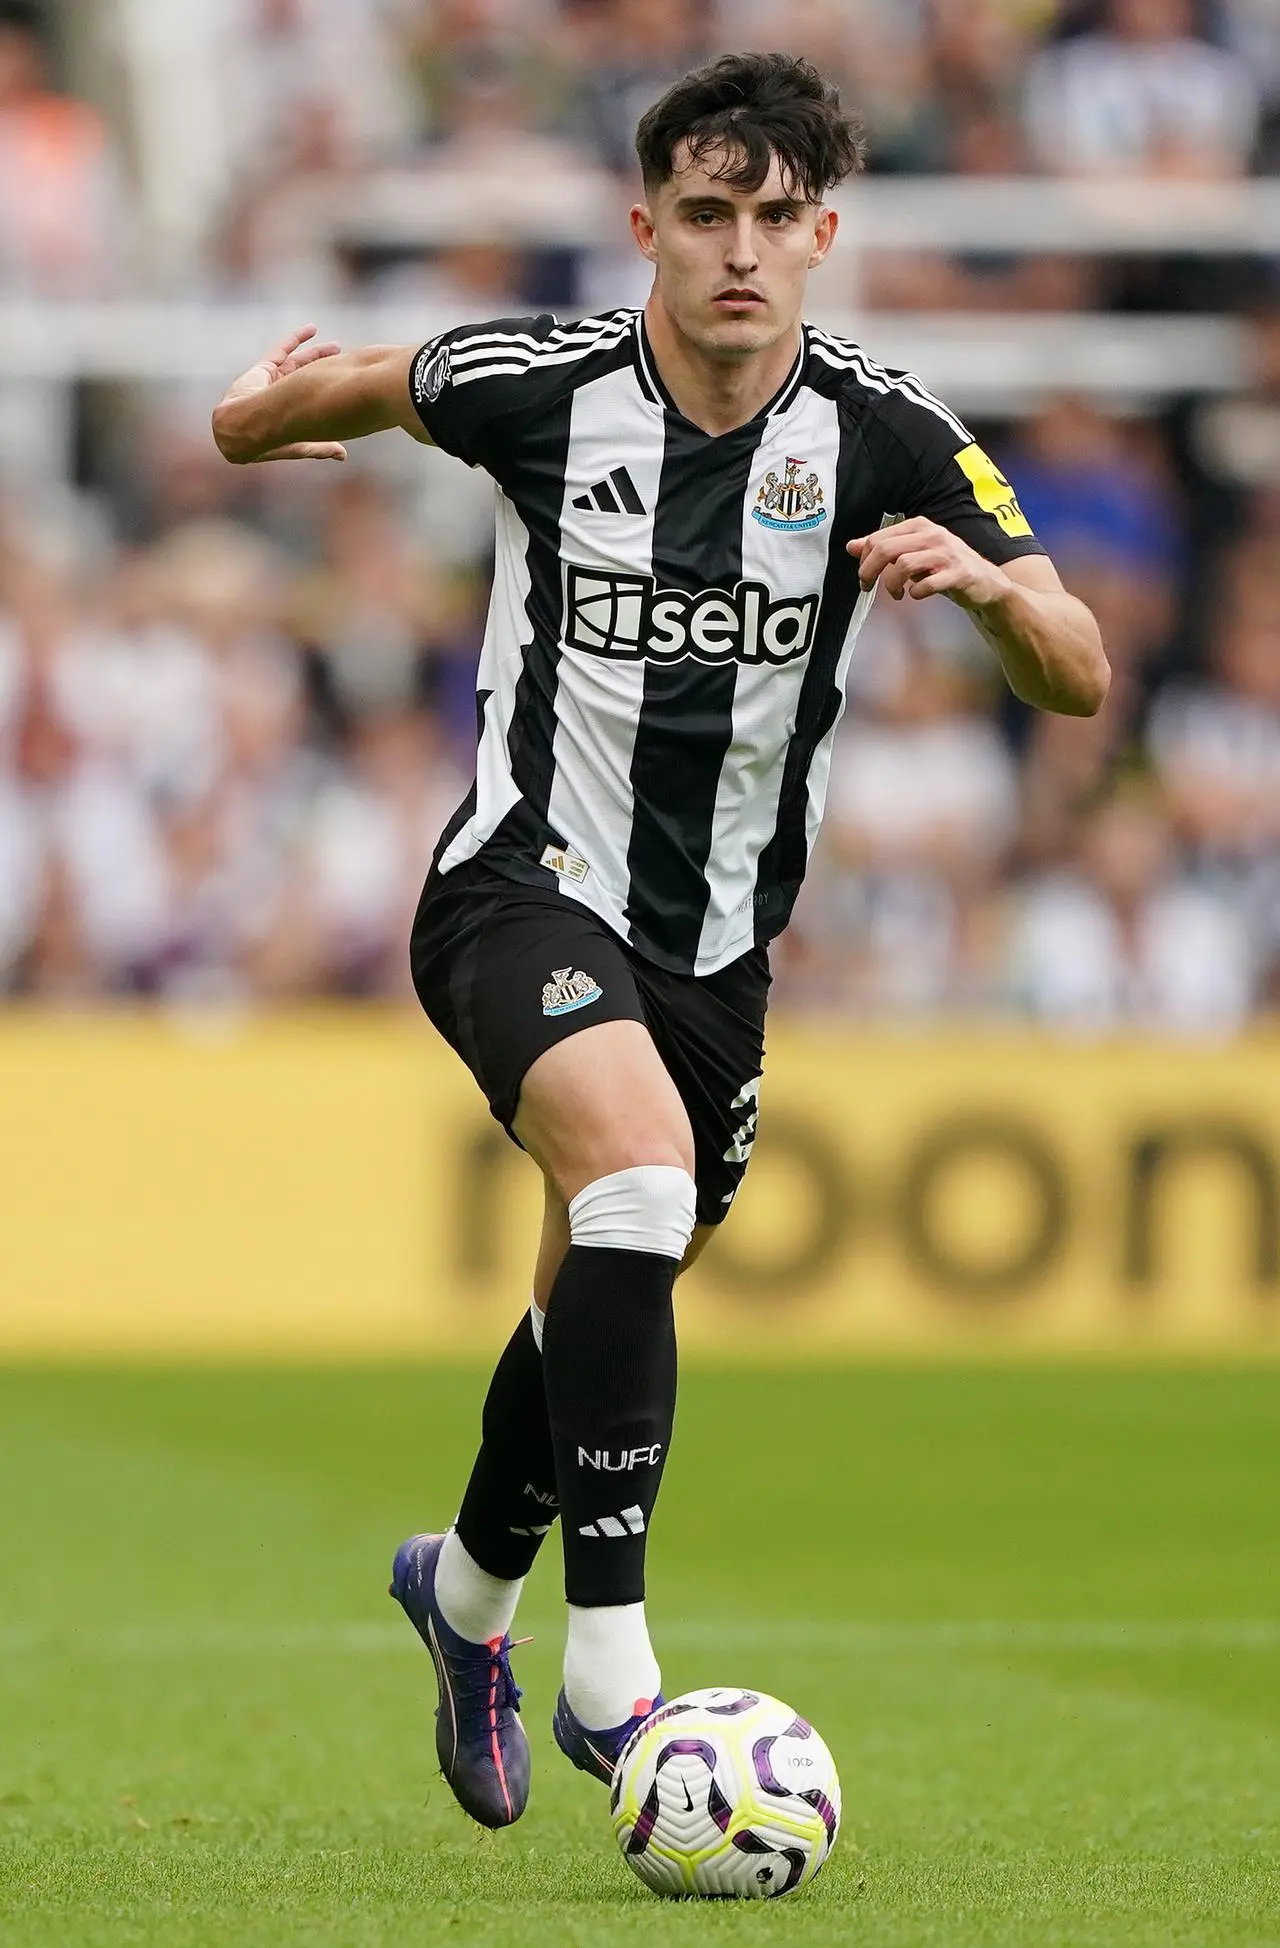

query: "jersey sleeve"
left=873, top=384, right=1047, bottom=566
left=408, top=314, right=560, bottom=471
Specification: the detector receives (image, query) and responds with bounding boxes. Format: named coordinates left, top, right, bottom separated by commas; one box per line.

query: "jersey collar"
left=633, top=314, right=808, bottom=431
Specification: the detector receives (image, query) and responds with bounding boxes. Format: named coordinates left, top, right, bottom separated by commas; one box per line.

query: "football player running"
left=213, top=52, right=1108, bottom=1829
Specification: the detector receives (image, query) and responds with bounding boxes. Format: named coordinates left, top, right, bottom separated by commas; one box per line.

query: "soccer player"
left=212, top=53, right=1109, bottom=1828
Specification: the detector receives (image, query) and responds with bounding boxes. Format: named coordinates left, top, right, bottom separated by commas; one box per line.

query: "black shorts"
left=410, top=860, right=770, bottom=1227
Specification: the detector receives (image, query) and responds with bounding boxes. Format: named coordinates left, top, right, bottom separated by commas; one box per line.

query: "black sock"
left=454, top=1310, right=560, bottom=1581
left=542, top=1245, right=678, bottom=1608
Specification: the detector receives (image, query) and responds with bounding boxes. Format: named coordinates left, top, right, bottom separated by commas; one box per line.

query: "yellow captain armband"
left=954, top=442, right=1035, bottom=540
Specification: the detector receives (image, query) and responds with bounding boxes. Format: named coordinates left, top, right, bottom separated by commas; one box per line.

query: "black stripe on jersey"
left=431, top=687, right=490, bottom=867
left=806, top=329, right=971, bottom=443
left=501, top=393, right=578, bottom=845
left=751, top=430, right=865, bottom=932
left=624, top=414, right=769, bottom=967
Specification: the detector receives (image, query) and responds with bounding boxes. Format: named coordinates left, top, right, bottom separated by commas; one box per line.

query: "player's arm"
left=211, top=325, right=431, bottom=465
left=846, top=522, right=1109, bottom=717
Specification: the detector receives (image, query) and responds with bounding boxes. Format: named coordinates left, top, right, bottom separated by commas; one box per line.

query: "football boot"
left=552, top=1685, right=664, bottom=1785
left=389, top=1532, right=530, bottom=1828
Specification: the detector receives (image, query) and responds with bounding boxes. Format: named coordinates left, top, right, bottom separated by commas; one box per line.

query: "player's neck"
left=643, top=298, right=802, bottom=438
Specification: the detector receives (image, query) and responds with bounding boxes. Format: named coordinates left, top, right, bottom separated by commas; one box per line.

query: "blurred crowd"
left=0, top=0, right=1278, bottom=1031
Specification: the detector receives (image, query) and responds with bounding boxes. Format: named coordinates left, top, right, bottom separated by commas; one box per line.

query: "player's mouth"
left=711, top=289, right=766, bottom=311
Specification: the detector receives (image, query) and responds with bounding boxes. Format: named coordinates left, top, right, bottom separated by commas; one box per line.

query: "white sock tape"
left=567, top=1165, right=697, bottom=1260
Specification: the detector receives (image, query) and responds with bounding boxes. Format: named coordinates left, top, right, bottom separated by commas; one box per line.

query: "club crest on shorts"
left=542, top=966, right=603, bottom=1016
left=752, top=456, right=827, bottom=533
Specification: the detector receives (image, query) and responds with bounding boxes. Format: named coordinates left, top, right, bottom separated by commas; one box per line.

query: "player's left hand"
left=847, top=518, right=1010, bottom=609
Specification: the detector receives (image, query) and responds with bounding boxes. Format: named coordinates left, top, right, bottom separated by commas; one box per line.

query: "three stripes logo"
left=578, top=1506, right=646, bottom=1540
left=572, top=466, right=646, bottom=516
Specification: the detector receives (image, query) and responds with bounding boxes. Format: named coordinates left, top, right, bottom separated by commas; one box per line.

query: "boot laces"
left=445, top=1636, right=527, bottom=1720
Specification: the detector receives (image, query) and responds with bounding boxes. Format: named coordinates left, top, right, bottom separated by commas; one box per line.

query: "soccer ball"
left=610, top=1688, right=841, bottom=1899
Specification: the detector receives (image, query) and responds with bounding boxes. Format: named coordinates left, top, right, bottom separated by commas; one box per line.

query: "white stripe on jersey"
left=452, top=331, right=635, bottom=388
left=437, top=490, right=532, bottom=872
left=543, top=361, right=662, bottom=924
left=693, top=389, right=845, bottom=974
left=807, top=327, right=971, bottom=444
left=448, top=313, right=635, bottom=366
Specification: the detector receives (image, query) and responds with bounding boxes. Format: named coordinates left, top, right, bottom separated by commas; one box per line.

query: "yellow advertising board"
left=1, top=1012, right=1278, bottom=1357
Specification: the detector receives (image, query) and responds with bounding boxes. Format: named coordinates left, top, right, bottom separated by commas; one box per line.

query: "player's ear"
left=808, top=206, right=837, bottom=271
left=630, top=201, right=659, bottom=265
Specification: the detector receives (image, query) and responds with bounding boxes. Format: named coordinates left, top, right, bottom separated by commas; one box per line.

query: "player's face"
left=631, top=146, right=837, bottom=361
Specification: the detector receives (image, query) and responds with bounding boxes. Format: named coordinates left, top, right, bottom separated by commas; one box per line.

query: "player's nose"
left=726, top=218, right=759, bottom=272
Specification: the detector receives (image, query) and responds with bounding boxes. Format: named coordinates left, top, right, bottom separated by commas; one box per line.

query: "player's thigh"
left=412, top=865, right=658, bottom=1157
left=632, top=945, right=771, bottom=1231
left=515, top=1018, right=695, bottom=1205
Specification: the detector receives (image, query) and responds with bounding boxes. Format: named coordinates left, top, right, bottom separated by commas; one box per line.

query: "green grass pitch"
left=1, top=1364, right=1276, bottom=1947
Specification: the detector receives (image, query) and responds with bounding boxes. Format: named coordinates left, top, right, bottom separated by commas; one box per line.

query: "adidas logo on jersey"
left=540, top=841, right=591, bottom=884
left=571, top=466, right=645, bottom=515
left=564, top=565, right=819, bottom=668
left=578, top=1506, right=646, bottom=1539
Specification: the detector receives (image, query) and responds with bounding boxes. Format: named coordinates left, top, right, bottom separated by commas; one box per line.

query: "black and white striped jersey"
left=410, top=307, right=1044, bottom=977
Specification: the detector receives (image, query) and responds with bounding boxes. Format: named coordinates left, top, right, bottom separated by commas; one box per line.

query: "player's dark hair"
left=635, top=52, right=866, bottom=204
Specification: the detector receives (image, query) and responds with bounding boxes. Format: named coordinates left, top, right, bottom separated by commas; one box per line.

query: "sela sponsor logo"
left=410, top=339, right=450, bottom=405
left=577, top=1444, right=663, bottom=1471
left=753, top=455, right=827, bottom=533
left=540, top=841, right=590, bottom=884
left=541, top=966, right=603, bottom=1016
left=564, top=564, right=819, bottom=668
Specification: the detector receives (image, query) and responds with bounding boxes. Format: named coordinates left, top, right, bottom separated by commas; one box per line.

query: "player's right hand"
left=214, top=324, right=347, bottom=462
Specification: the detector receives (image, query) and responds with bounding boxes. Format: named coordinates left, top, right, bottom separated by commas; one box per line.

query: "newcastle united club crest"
left=541, top=967, right=603, bottom=1017
left=752, top=456, right=828, bottom=533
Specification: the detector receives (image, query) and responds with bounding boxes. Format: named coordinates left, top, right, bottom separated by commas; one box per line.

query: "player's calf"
left=540, top=1163, right=696, bottom=1745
